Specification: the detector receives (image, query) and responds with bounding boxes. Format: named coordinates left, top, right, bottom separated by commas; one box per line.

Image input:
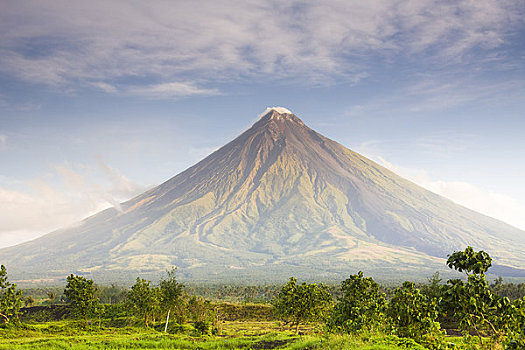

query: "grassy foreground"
left=0, top=320, right=471, bottom=350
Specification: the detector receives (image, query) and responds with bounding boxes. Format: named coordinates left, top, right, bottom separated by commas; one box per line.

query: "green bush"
left=328, top=271, right=386, bottom=333
left=386, top=281, right=441, bottom=342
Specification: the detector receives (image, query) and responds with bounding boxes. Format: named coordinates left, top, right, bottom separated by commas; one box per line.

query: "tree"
left=442, top=246, right=522, bottom=346
left=328, top=271, right=386, bottom=333
left=47, top=291, right=56, bottom=306
left=125, top=277, right=160, bottom=327
left=442, top=246, right=495, bottom=337
left=272, top=277, right=333, bottom=333
left=159, top=267, right=184, bottom=332
left=419, top=271, right=443, bottom=301
left=64, top=274, right=99, bottom=326
left=0, top=265, right=23, bottom=324
left=99, top=284, right=127, bottom=304
left=187, top=295, right=214, bottom=335
left=386, top=281, right=440, bottom=341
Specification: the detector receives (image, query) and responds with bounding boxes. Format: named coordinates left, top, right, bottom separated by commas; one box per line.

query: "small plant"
left=193, top=320, right=209, bottom=335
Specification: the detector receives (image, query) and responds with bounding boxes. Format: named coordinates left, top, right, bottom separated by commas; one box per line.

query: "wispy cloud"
left=375, top=156, right=525, bottom=231
left=0, top=0, right=522, bottom=96
left=404, top=78, right=525, bottom=113
left=0, top=158, right=147, bottom=248
left=128, top=82, right=220, bottom=98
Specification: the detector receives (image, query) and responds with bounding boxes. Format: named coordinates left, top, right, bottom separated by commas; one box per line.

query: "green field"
left=0, top=301, right=492, bottom=350
left=0, top=319, right=469, bottom=350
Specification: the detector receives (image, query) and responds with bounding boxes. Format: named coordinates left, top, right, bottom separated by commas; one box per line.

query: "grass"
left=1, top=304, right=496, bottom=350
left=0, top=320, right=479, bottom=350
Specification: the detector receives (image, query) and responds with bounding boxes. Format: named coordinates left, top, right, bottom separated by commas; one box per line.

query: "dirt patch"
left=251, top=338, right=297, bottom=349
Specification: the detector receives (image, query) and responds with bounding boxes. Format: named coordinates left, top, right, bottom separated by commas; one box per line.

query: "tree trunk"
left=164, top=309, right=170, bottom=332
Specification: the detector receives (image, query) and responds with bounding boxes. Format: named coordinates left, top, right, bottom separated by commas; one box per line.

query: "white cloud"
left=90, top=81, right=117, bottom=93
left=0, top=159, right=147, bottom=249
left=0, top=0, right=521, bottom=95
left=376, top=156, right=525, bottom=231
left=128, top=82, right=219, bottom=98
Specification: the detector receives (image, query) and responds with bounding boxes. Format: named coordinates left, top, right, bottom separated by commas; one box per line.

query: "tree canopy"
left=64, top=274, right=99, bottom=326
left=0, top=265, right=23, bottom=324
left=272, top=277, right=332, bottom=333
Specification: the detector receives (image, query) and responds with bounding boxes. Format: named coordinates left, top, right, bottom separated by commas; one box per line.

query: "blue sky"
left=1, top=0, right=524, bottom=248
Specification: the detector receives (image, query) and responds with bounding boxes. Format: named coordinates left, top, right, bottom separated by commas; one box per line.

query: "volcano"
left=3, top=107, right=525, bottom=282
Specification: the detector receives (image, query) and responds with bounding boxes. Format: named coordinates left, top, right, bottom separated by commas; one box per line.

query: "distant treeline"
left=20, top=275, right=525, bottom=307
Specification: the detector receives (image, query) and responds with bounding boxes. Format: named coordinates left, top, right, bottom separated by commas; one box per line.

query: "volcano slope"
left=2, top=108, right=525, bottom=282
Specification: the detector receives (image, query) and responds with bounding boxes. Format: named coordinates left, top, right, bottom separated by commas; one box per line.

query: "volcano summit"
left=3, top=108, right=525, bottom=282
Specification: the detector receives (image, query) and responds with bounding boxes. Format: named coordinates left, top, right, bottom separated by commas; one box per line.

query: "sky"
left=1, top=0, right=524, bottom=249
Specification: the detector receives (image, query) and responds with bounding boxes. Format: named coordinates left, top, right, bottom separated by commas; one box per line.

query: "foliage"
left=24, top=296, right=35, bottom=308
left=159, top=268, right=184, bottom=310
left=98, top=284, right=127, bottom=304
left=419, top=272, right=443, bottom=301
left=504, top=297, right=525, bottom=349
left=0, top=265, right=23, bottom=324
left=490, top=277, right=525, bottom=301
left=443, top=247, right=499, bottom=339
left=386, top=281, right=440, bottom=341
left=328, top=271, right=386, bottom=333
left=47, top=292, right=56, bottom=307
left=186, top=295, right=217, bottom=334
left=446, top=246, right=492, bottom=275
left=125, top=277, right=160, bottom=327
left=272, top=277, right=333, bottom=333
left=442, top=246, right=525, bottom=347
left=158, top=267, right=184, bottom=331
left=185, top=283, right=281, bottom=303
left=63, top=274, right=99, bottom=326
left=19, top=287, right=64, bottom=306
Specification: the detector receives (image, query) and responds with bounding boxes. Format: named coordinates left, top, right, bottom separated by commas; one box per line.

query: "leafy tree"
left=272, top=277, right=333, bottom=333
left=125, top=277, right=160, bottom=327
left=504, top=297, right=525, bottom=349
left=442, top=246, right=523, bottom=346
left=442, top=247, right=495, bottom=336
left=328, top=271, right=386, bottom=333
left=187, top=295, right=214, bottom=335
left=64, top=274, right=99, bottom=326
left=446, top=246, right=492, bottom=274
left=386, top=281, right=440, bottom=341
left=0, top=265, right=23, bottom=324
left=159, top=267, right=184, bottom=331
